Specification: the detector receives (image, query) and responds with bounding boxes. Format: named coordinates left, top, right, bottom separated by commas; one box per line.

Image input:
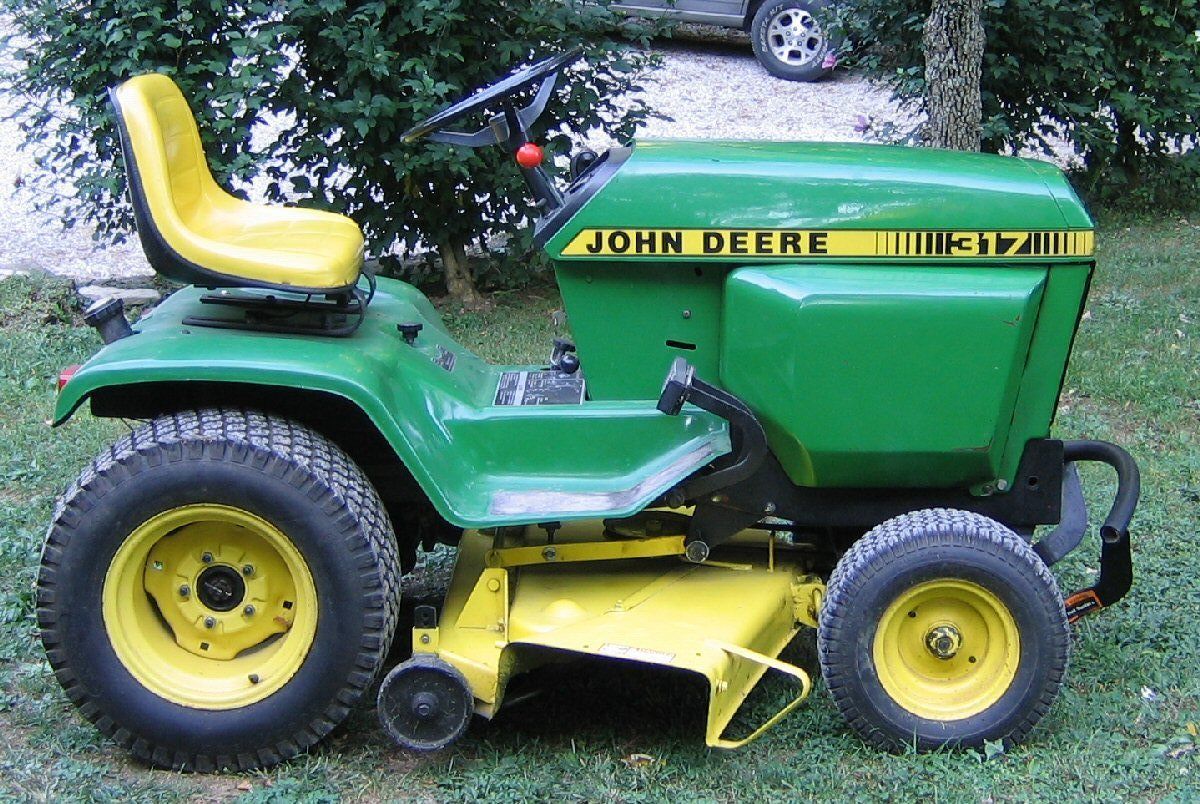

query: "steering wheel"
left=401, top=47, right=584, bottom=145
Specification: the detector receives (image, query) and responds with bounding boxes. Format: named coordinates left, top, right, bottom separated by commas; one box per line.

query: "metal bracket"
left=705, top=640, right=813, bottom=749
left=484, top=534, right=686, bottom=568
left=1034, top=463, right=1086, bottom=565
left=412, top=604, right=440, bottom=654
left=456, top=567, right=509, bottom=634
left=791, top=575, right=825, bottom=629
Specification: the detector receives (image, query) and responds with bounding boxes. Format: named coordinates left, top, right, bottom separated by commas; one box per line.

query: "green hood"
left=544, top=140, right=1093, bottom=263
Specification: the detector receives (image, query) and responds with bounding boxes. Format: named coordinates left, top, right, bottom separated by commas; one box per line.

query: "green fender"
left=56, top=279, right=730, bottom=528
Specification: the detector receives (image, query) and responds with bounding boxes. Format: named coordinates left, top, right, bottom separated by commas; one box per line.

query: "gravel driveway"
left=0, top=34, right=899, bottom=285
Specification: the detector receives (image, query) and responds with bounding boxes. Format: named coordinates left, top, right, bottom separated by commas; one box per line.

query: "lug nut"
left=204, top=616, right=216, bottom=629
left=243, top=605, right=256, bottom=616
left=242, top=564, right=254, bottom=576
left=201, top=552, right=214, bottom=564
left=178, top=584, right=190, bottom=597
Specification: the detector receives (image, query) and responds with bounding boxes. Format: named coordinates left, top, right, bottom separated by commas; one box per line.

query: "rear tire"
left=38, top=409, right=402, bottom=771
left=750, top=0, right=836, bottom=82
left=817, top=509, right=1069, bottom=751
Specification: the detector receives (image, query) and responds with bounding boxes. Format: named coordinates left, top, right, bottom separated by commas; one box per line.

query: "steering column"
left=401, top=48, right=584, bottom=209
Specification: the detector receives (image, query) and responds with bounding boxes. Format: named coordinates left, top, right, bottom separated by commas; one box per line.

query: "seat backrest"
left=110, top=73, right=221, bottom=283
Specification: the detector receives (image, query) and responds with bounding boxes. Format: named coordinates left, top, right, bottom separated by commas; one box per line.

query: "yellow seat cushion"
left=112, top=73, right=363, bottom=292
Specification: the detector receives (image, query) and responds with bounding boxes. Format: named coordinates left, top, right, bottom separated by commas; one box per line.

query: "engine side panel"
left=720, top=264, right=1047, bottom=488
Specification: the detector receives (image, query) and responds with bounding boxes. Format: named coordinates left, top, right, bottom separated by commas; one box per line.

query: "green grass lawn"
left=1, top=218, right=1197, bottom=801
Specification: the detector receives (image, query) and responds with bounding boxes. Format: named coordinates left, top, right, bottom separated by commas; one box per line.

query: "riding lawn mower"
left=39, top=50, right=1138, bottom=770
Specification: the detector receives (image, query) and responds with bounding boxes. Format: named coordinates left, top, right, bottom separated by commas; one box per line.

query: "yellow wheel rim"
left=102, top=504, right=318, bottom=709
left=872, top=579, right=1019, bottom=721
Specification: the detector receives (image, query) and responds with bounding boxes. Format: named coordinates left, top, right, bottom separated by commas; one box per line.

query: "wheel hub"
left=766, top=10, right=825, bottom=66
left=872, top=578, right=1020, bottom=721
left=103, top=504, right=318, bottom=710
left=412, top=690, right=440, bottom=720
left=196, top=564, right=245, bottom=612
left=140, top=512, right=303, bottom=661
left=924, top=623, right=962, bottom=660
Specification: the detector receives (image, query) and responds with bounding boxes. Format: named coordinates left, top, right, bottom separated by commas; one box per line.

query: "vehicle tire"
left=750, top=0, right=836, bottom=82
left=38, top=409, right=402, bottom=771
left=817, top=508, right=1070, bottom=751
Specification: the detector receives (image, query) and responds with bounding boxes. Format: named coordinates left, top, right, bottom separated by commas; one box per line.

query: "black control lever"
left=656, top=357, right=768, bottom=502
left=549, top=338, right=580, bottom=375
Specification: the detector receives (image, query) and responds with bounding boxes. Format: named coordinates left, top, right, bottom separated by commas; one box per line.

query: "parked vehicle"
left=614, top=0, right=837, bottom=80
left=41, top=50, right=1138, bottom=770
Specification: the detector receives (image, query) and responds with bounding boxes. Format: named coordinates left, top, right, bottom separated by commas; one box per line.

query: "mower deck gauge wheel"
left=378, top=655, right=474, bottom=752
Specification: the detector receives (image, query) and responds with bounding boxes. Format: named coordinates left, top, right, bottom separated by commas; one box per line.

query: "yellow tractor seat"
left=110, top=73, right=363, bottom=294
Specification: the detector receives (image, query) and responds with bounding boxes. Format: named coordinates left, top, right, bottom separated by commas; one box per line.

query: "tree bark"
left=437, top=237, right=487, bottom=309
left=923, top=0, right=984, bottom=151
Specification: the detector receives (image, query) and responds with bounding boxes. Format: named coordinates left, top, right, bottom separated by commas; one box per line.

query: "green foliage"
left=835, top=0, right=1200, bottom=207
left=0, top=0, right=660, bottom=286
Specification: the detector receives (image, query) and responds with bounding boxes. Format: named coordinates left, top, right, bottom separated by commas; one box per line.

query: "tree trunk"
left=438, top=237, right=487, bottom=309
left=923, top=0, right=984, bottom=151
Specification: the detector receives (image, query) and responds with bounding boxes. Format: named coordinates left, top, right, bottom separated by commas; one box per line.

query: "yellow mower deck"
left=413, top=520, right=824, bottom=747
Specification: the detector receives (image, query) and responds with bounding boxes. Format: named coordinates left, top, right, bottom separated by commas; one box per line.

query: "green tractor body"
left=57, top=140, right=1094, bottom=520
left=56, top=279, right=731, bottom=527
left=41, top=61, right=1139, bottom=770
left=546, top=140, right=1093, bottom=490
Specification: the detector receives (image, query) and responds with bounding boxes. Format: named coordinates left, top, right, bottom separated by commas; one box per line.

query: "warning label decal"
left=560, top=228, right=1095, bottom=259
left=597, top=643, right=676, bottom=665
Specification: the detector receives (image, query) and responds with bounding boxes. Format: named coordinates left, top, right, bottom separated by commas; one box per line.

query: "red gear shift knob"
left=515, top=142, right=544, bottom=168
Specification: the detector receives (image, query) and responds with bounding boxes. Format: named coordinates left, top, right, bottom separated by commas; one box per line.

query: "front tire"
left=817, top=509, right=1069, bottom=751
left=750, top=0, right=836, bottom=82
left=38, top=409, right=402, bottom=771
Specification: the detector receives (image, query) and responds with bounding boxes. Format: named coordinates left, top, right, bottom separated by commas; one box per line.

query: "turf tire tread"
left=816, top=508, right=1070, bottom=751
left=38, top=408, right=402, bottom=771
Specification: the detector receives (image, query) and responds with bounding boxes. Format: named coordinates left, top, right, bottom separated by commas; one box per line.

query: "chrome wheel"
left=765, top=8, right=826, bottom=67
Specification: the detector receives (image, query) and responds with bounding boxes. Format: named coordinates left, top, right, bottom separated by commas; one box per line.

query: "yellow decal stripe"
left=561, top=228, right=1095, bottom=258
